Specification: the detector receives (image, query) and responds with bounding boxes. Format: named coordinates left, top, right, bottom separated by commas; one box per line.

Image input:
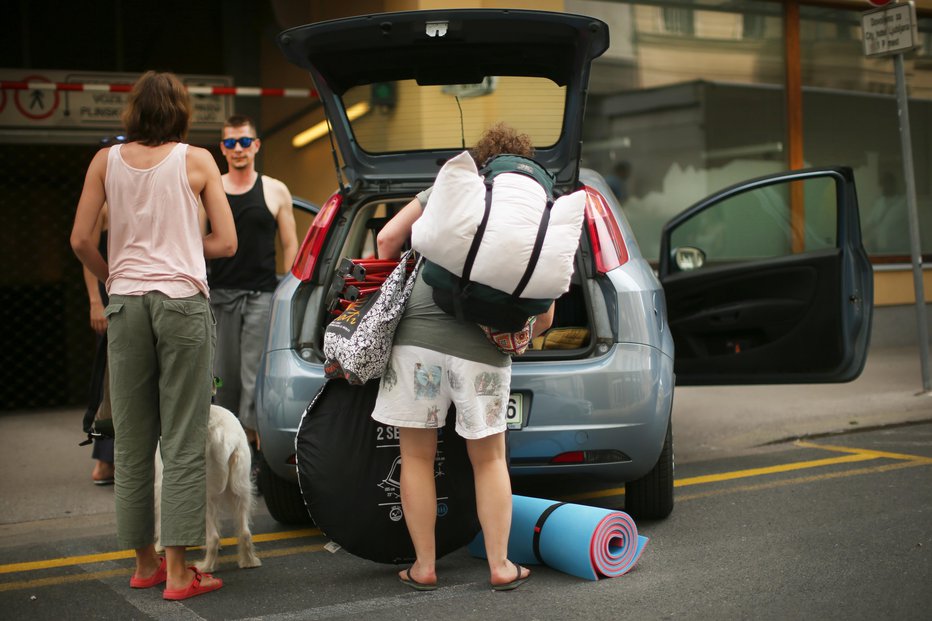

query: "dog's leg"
left=196, top=494, right=220, bottom=573
left=197, top=431, right=224, bottom=574
left=234, top=496, right=261, bottom=569
left=230, top=441, right=262, bottom=569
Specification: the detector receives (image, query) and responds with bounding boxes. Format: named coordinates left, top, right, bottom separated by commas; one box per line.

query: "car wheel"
left=624, top=419, right=674, bottom=520
left=258, top=455, right=315, bottom=526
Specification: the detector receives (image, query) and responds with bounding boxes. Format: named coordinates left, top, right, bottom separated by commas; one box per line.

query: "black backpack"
left=423, top=154, right=558, bottom=332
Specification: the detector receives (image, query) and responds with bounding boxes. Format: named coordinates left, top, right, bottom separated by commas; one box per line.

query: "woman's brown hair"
left=122, top=71, right=191, bottom=146
left=470, top=122, right=534, bottom=166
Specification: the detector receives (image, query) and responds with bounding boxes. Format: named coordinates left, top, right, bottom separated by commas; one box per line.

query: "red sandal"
left=129, top=557, right=167, bottom=589
left=162, top=567, right=223, bottom=601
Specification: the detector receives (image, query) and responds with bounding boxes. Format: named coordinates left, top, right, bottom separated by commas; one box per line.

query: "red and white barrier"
left=0, top=81, right=318, bottom=98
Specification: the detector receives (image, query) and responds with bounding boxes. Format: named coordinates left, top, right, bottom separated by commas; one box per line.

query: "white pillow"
left=411, top=151, right=484, bottom=274
left=411, top=150, right=587, bottom=299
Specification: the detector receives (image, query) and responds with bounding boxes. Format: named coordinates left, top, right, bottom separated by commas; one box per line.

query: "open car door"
left=659, top=167, right=873, bottom=386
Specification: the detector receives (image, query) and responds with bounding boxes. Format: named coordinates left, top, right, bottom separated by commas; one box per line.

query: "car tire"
left=258, top=455, right=315, bottom=526
left=624, top=419, right=674, bottom=520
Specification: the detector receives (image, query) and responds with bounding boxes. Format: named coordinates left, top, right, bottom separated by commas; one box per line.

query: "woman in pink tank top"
left=71, top=71, right=236, bottom=601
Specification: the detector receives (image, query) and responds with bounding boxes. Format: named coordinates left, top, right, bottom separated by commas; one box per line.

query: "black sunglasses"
left=222, top=137, right=257, bottom=149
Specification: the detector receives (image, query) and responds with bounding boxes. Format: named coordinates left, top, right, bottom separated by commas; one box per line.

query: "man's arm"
left=268, top=177, right=298, bottom=273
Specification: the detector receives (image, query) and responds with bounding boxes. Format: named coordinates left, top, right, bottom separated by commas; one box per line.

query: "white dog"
left=155, top=404, right=261, bottom=572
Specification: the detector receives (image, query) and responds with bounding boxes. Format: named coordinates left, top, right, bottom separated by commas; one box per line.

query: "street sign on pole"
left=862, top=1, right=920, bottom=57
left=861, top=1, right=931, bottom=394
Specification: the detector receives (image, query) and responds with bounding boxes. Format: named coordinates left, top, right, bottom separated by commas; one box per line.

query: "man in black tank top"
left=208, top=115, right=297, bottom=452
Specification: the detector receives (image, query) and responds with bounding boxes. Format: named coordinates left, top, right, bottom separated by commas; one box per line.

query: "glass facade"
left=573, top=0, right=932, bottom=262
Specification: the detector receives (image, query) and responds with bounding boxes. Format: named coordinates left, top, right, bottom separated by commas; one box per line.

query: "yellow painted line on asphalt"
left=562, top=452, right=879, bottom=501
left=795, top=440, right=932, bottom=463
left=0, top=543, right=327, bottom=593
left=677, top=459, right=929, bottom=502
left=0, top=528, right=321, bottom=575
left=0, top=567, right=128, bottom=593
left=673, top=452, right=880, bottom=487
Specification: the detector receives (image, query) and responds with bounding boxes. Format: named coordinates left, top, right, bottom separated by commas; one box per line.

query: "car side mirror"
left=672, top=246, right=705, bottom=271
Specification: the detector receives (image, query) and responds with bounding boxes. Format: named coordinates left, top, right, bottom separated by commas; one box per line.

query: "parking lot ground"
left=2, top=421, right=929, bottom=620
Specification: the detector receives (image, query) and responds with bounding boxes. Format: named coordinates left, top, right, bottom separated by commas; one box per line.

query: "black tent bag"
left=295, top=378, right=481, bottom=564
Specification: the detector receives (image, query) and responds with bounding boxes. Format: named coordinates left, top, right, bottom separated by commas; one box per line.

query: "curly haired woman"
left=374, top=123, right=553, bottom=592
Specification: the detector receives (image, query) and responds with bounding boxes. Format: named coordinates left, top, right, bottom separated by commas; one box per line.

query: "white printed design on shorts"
left=447, top=369, right=463, bottom=391
left=414, top=363, right=442, bottom=400
left=456, top=408, right=481, bottom=433
left=426, top=405, right=440, bottom=428
left=485, top=397, right=504, bottom=426
left=474, top=371, right=503, bottom=397
left=382, top=359, right=398, bottom=391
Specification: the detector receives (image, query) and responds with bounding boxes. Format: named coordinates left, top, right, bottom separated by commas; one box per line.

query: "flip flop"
left=162, top=568, right=223, bottom=601
left=129, top=557, right=167, bottom=589
left=490, top=560, right=530, bottom=592
left=93, top=477, right=115, bottom=486
left=399, top=567, right=438, bottom=591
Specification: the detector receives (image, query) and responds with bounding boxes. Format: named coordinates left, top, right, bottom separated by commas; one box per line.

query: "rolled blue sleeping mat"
left=468, top=495, right=648, bottom=581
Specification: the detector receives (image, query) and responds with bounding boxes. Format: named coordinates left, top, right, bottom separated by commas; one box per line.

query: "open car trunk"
left=292, top=193, right=599, bottom=363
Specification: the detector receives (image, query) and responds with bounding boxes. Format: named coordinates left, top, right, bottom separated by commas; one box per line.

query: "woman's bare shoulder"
left=185, top=145, right=220, bottom=171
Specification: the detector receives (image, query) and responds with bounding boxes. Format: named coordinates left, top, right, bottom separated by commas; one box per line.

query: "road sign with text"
left=862, top=2, right=920, bottom=57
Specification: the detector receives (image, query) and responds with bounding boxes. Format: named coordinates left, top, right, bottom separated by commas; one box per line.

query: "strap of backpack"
left=460, top=176, right=553, bottom=301
left=511, top=198, right=554, bottom=299
left=447, top=187, right=495, bottom=322
left=461, top=186, right=494, bottom=284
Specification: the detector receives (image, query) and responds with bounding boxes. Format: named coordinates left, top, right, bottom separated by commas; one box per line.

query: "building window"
left=662, top=7, right=694, bottom=36
left=743, top=14, right=765, bottom=39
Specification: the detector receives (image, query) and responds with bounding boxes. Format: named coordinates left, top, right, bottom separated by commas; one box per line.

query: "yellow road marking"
left=0, top=528, right=320, bottom=575
left=795, top=440, right=932, bottom=463
left=0, top=544, right=327, bottom=593
left=674, top=453, right=878, bottom=486
left=561, top=452, right=880, bottom=501
left=676, top=459, right=927, bottom=502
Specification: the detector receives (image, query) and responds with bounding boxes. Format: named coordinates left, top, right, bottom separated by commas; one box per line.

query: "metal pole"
left=893, top=52, right=931, bottom=393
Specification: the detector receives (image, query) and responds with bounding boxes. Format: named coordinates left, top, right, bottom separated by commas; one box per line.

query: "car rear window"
left=341, top=76, right=566, bottom=154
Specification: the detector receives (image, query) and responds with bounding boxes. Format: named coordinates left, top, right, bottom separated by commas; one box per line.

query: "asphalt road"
left=1, top=423, right=930, bottom=620
left=1, top=345, right=930, bottom=619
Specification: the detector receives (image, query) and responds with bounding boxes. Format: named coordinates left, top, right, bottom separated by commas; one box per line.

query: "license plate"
left=506, top=393, right=524, bottom=430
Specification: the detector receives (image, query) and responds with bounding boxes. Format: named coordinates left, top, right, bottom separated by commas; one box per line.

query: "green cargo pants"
left=105, top=291, right=215, bottom=549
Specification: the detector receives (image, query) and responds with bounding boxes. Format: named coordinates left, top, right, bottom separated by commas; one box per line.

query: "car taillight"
left=550, top=450, right=628, bottom=465
left=291, top=192, right=343, bottom=282
left=551, top=451, right=586, bottom=464
left=583, top=186, right=628, bottom=274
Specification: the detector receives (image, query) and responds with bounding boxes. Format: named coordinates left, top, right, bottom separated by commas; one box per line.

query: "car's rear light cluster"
left=550, top=449, right=629, bottom=465
left=583, top=186, right=628, bottom=274
left=291, top=192, right=343, bottom=282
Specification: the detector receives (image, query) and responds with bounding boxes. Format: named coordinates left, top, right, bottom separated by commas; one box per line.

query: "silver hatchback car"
left=256, top=9, right=873, bottom=524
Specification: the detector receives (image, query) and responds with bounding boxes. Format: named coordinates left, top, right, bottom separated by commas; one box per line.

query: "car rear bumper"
left=508, top=342, right=673, bottom=480
left=257, top=342, right=673, bottom=483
